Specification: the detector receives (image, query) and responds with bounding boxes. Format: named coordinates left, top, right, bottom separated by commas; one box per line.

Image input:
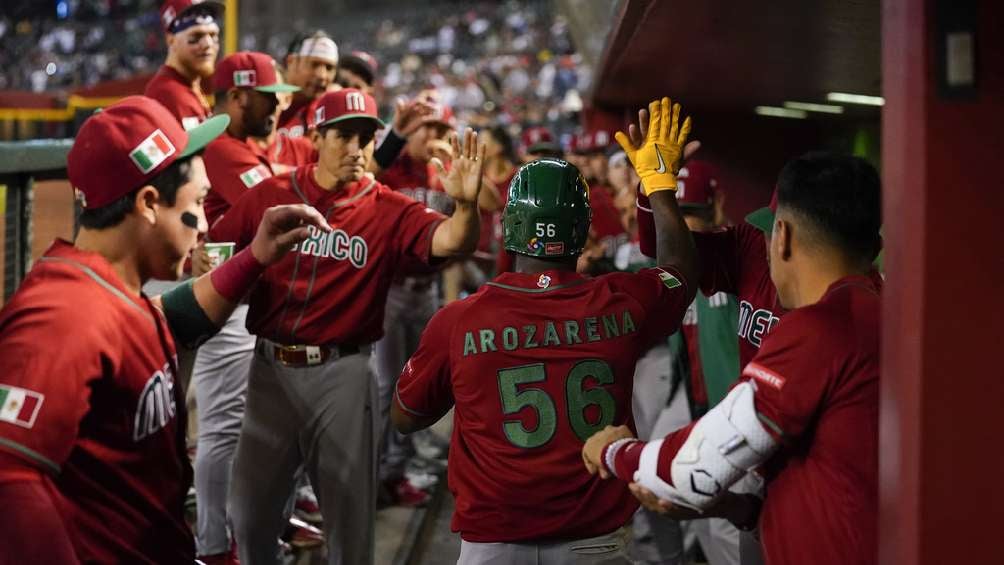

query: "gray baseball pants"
left=374, top=282, right=437, bottom=482
left=192, top=305, right=255, bottom=556
left=458, top=528, right=631, bottom=565
left=229, top=338, right=379, bottom=565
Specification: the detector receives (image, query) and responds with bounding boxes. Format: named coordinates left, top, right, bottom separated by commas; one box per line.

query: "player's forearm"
left=649, top=190, right=698, bottom=301
left=391, top=402, right=437, bottom=434
left=431, top=202, right=480, bottom=257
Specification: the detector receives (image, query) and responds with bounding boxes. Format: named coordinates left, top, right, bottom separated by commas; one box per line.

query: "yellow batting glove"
left=614, top=97, right=692, bottom=196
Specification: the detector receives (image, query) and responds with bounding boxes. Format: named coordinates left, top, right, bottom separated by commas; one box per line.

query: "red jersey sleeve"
left=0, top=299, right=104, bottom=474
left=387, top=191, right=447, bottom=267
left=395, top=306, right=457, bottom=420
left=203, top=138, right=274, bottom=226
left=208, top=184, right=268, bottom=250
left=606, top=267, right=692, bottom=348
left=738, top=309, right=832, bottom=442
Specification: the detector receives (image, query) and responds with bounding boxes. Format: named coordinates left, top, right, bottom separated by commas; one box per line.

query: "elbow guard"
left=160, top=280, right=220, bottom=349
left=634, top=382, right=777, bottom=511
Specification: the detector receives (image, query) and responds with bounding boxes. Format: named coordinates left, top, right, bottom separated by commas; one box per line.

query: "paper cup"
left=205, top=242, right=235, bottom=268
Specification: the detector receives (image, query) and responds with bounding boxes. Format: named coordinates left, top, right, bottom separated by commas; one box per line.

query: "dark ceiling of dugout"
left=589, top=0, right=882, bottom=116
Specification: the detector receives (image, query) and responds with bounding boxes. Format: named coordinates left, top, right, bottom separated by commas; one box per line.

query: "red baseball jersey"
left=395, top=266, right=692, bottom=542
left=277, top=96, right=319, bottom=139
left=209, top=165, right=446, bottom=345
left=0, top=240, right=191, bottom=563
left=637, top=191, right=781, bottom=368
left=269, top=132, right=317, bottom=168
left=203, top=133, right=275, bottom=228
left=625, top=275, right=880, bottom=565
left=144, top=65, right=211, bottom=130
left=377, top=152, right=455, bottom=215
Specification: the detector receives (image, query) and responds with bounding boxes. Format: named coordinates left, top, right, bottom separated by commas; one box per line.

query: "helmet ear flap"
left=503, top=158, right=592, bottom=258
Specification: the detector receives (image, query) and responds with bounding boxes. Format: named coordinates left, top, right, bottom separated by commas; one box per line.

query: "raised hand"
left=615, top=97, right=694, bottom=195
left=432, top=128, right=486, bottom=206
left=392, top=97, right=437, bottom=137
left=250, top=204, right=332, bottom=265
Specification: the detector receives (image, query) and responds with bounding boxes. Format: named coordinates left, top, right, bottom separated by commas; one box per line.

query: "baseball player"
left=583, top=151, right=883, bottom=565
left=392, top=97, right=698, bottom=564
left=191, top=50, right=300, bottom=563
left=373, top=96, right=458, bottom=506
left=336, top=50, right=379, bottom=94
left=519, top=125, right=564, bottom=162
left=146, top=0, right=222, bottom=130
left=0, top=96, right=328, bottom=563
left=277, top=30, right=339, bottom=139
left=208, top=88, right=487, bottom=565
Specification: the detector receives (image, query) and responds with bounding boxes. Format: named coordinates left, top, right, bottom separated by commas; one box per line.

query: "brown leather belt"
left=258, top=341, right=362, bottom=367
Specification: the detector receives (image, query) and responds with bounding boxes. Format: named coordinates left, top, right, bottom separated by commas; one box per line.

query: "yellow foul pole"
left=225, top=0, right=238, bottom=56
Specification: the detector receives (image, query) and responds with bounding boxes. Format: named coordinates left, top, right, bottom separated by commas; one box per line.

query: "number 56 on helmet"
left=503, top=158, right=592, bottom=258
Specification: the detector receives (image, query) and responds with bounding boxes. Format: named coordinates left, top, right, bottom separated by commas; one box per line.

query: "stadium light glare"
left=754, top=106, right=807, bottom=119
left=826, top=92, right=885, bottom=106
left=783, top=101, right=844, bottom=114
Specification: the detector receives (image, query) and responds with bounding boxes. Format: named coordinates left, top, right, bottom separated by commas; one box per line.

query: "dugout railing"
left=0, top=139, right=74, bottom=301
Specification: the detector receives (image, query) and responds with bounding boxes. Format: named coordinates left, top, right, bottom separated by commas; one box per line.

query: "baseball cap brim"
left=316, top=114, right=386, bottom=129
left=180, top=114, right=230, bottom=157
left=745, top=206, right=775, bottom=234
left=254, top=84, right=301, bottom=94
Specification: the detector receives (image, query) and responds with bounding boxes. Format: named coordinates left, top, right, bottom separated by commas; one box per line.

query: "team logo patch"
left=240, top=164, right=271, bottom=188
left=743, top=362, right=786, bottom=390
left=656, top=269, right=682, bottom=289
left=0, top=385, right=44, bottom=429
left=129, top=129, right=175, bottom=174
left=314, top=106, right=326, bottom=126
left=345, top=91, right=366, bottom=112
left=537, top=274, right=552, bottom=288
left=544, top=242, right=565, bottom=255
left=233, top=69, right=257, bottom=87
left=527, top=237, right=542, bottom=252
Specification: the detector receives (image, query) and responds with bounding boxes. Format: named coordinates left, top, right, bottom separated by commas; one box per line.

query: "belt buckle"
left=277, top=344, right=300, bottom=366
left=305, top=345, right=323, bottom=365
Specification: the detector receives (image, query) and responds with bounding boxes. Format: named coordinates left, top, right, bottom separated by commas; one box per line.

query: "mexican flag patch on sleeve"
left=240, top=164, right=272, bottom=188
left=0, top=385, right=44, bottom=428
left=656, top=268, right=682, bottom=289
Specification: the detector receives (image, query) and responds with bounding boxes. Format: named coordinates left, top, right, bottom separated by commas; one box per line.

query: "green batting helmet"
left=503, top=158, right=591, bottom=258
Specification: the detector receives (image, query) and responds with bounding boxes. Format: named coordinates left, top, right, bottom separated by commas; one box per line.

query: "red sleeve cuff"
left=600, top=439, right=645, bottom=481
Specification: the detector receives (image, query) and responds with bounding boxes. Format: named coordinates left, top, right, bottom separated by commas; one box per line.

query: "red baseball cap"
left=159, top=0, right=223, bottom=33
left=425, top=103, right=456, bottom=129
left=311, top=88, right=385, bottom=129
left=521, top=126, right=560, bottom=155
left=68, top=96, right=229, bottom=209
left=213, top=52, right=299, bottom=94
left=676, top=160, right=719, bottom=208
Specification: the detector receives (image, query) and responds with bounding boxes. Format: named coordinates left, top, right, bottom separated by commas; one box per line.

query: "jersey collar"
left=486, top=269, right=588, bottom=293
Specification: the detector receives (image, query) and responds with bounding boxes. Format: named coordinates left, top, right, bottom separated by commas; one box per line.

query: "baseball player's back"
left=0, top=241, right=192, bottom=563
left=747, top=274, right=880, bottom=565
left=396, top=265, right=692, bottom=542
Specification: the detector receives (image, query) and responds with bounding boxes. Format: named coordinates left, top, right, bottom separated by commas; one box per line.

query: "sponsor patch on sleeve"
left=655, top=268, right=682, bottom=289
left=742, top=362, right=786, bottom=390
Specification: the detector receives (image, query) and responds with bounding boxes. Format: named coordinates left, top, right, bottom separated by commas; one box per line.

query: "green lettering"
left=463, top=332, right=478, bottom=356
left=602, top=314, right=620, bottom=338
left=523, top=324, right=539, bottom=348
left=502, top=327, right=518, bottom=351
left=480, top=329, right=498, bottom=353
left=543, top=321, right=561, bottom=346
left=585, top=317, right=601, bottom=342
left=564, top=321, right=582, bottom=345
left=622, top=310, right=637, bottom=334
